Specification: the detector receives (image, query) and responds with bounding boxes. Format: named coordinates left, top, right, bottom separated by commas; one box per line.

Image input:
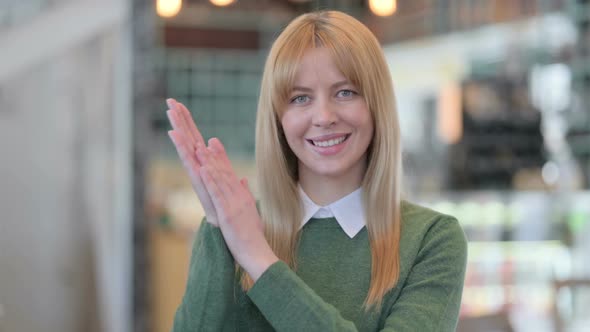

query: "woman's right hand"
left=166, top=98, right=219, bottom=226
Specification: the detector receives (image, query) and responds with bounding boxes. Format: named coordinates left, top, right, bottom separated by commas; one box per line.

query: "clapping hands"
left=166, top=99, right=219, bottom=226
left=166, top=98, right=278, bottom=281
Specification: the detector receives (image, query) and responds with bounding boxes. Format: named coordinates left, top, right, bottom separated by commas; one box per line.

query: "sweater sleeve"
left=171, top=220, right=237, bottom=332
left=246, top=216, right=467, bottom=332
left=381, top=216, right=468, bottom=331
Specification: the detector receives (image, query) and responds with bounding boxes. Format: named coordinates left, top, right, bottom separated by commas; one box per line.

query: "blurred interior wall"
left=384, top=13, right=575, bottom=155
left=0, top=1, right=131, bottom=332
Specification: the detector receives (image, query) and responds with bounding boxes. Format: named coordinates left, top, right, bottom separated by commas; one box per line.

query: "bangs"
left=318, top=32, right=363, bottom=96
left=269, top=16, right=364, bottom=117
left=269, top=23, right=314, bottom=117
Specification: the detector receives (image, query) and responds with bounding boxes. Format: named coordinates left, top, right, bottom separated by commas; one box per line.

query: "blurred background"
left=0, top=0, right=589, bottom=331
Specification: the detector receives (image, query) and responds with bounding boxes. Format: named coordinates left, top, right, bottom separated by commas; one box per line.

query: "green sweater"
left=172, top=201, right=468, bottom=331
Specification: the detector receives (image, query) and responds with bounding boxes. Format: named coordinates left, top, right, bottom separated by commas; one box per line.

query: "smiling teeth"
left=312, top=136, right=347, bottom=147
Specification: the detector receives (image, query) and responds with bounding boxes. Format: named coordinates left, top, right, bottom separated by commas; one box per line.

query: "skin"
left=281, top=47, right=373, bottom=205
left=166, top=48, right=373, bottom=282
left=167, top=99, right=278, bottom=281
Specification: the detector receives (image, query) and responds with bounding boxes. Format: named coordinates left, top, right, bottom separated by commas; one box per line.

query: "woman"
left=167, top=10, right=467, bottom=332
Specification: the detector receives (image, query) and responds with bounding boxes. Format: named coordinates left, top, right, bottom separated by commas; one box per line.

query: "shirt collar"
left=298, top=185, right=366, bottom=238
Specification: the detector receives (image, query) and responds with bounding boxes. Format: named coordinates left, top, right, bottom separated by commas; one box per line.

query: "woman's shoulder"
left=399, top=200, right=464, bottom=240
left=397, top=200, right=467, bottom=272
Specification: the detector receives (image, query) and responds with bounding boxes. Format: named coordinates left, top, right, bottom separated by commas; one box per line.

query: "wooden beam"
left=163, top=25, right=260, bottom=49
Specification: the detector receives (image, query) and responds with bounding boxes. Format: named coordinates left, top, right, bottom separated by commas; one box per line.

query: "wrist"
left=245, top=250, right=279, bottom=282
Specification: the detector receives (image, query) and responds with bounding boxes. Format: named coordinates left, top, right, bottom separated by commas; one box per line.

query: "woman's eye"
left=290, top=95, right=309, bottom=104
left=337, top=89, right=356, bottom=98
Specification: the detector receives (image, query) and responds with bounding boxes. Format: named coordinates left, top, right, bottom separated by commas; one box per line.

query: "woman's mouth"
left=307, top=134, right=350, bottom=147
left=306, top=134, right=351, bottom=156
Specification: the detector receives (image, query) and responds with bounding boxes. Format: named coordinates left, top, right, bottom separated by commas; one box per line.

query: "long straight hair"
left=246, top=10, right=403, bottom=310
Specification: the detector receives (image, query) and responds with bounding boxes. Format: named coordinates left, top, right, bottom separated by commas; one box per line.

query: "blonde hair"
left=246, top=10, right=402, bottom=310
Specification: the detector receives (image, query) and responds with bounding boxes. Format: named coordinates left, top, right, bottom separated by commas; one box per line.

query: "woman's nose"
left=312, top=101, right=338, bottom=127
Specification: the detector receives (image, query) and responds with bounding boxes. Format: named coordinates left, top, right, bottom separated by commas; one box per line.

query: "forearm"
left=172, top=222, right=237, bottom=332
left=247, top=261, right=359, bottom=332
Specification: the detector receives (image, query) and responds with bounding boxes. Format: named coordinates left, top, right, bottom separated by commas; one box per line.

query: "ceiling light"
left=157, top=0, right=182, bottom=18
left=369, top=0, right=397, bottom=17
left=210, top=0, right=236, bottom=7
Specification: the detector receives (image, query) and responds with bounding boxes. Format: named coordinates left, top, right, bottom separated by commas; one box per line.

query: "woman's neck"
left=298, top=166, right=365, bottom=206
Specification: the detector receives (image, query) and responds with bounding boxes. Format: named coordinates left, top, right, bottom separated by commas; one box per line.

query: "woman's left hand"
left=195, top=137, right=279, bottom=281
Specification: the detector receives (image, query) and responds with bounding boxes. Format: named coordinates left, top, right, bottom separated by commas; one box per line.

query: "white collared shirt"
left=298, top=185, right=366, bottom=238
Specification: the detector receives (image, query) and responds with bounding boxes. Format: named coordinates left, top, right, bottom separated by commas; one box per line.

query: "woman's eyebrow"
left=331, top=80, right=350, bottom=89
left=291, top=80, right=350, bottom=93
left=291, top=86, right=313, bottom=93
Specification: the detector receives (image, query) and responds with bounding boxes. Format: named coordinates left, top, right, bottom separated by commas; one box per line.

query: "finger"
left=167, top=112, right=196, bottom=158
left=167, top=99, right=196, bottom=152
left=210, top=159, right=236, bottom=197
left=174, top=102, right=199, bottom=147
left=200, top=166, right=229, bottom=214
left=169, top=99, right=204, bottom=149
left=196, top=141, right=221, bottom=170
left=169, top=129, right=199, bottom=165
left=178, top=102, right=205, bottom=145
left=169, top=130, right=201, bottom=174
left=203, top=146, right=239, bottom=191
left=195, top=144, right=228, bottom=191
left=194, top=141, right=209, bottom=166
left=199, top=145, right=234, bottom=191
left=208, top=137, right=231, bottom=163
left=207, top=138, right=239, bottom=181
left=170, top=131, right=219, bottom=226
left=166, top=108, right=185, bottom=136
left=198, top=144, right=238, bottom=196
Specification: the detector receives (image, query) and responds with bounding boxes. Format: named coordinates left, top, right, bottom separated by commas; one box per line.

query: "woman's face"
left=280, top=47, right=374, bottom=183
